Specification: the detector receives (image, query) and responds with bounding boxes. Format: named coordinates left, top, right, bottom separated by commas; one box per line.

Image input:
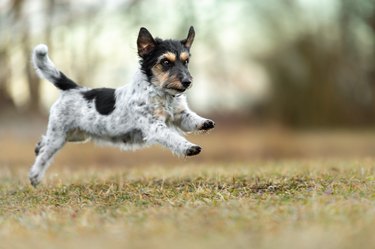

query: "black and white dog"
left=29, top=27, right=215, bottom=187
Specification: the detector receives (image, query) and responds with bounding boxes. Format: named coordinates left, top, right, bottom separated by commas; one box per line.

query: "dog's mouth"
left=171, top=87, right=186, bottom=93
left=165, top=82, right=189, bottom=93
left=163, top=86, right=187, bottom=96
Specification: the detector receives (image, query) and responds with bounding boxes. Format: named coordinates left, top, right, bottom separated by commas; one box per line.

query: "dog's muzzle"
left=181, top=79, right=191, bottom=88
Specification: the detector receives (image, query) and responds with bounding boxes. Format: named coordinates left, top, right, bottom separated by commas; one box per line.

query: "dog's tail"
left=32, top=44, right=79, bottom=91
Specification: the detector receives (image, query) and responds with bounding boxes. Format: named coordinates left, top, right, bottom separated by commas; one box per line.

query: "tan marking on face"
left=162, top=52, right=176, bottom=62
left=165, top=75, right=184, bottom=91
left=152, top=65, right=184, bottom=91
left=151, top=64, right=169, bottom=87
left=180, top=52, right=189, bottom=62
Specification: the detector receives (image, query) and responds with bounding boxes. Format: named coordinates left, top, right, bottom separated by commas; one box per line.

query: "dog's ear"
left=181, top=26, right=195, bottom=49
left=137, top=27, right=156, bottom=57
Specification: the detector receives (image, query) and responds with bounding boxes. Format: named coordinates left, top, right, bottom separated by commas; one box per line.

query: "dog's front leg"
left=173, top=96, right=215, bottom=132
left=177, top=110, right=215, bottom=132
left=146, top=123, right=201, bottom=156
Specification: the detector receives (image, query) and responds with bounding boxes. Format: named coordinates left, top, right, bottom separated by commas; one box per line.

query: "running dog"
left=29, top=26, right=215, bottom=186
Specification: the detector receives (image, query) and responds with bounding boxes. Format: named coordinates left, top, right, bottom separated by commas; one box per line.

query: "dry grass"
left=1, top=159, right=375, bottom=249
left=1, top=123, right=375, bottom=248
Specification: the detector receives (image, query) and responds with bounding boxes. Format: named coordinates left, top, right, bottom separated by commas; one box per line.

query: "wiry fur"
left=29, top=27, right=215, bottom=187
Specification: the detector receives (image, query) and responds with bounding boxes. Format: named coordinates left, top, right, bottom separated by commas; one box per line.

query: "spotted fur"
left=29, top=27, right=215, bottom=187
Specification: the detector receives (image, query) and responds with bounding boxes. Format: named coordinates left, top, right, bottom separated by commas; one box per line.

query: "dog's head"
left=137, top=27, right=195, bottom=95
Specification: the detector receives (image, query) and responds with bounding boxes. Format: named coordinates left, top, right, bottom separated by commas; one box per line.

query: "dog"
left=29, top=26, right=215, bottom=187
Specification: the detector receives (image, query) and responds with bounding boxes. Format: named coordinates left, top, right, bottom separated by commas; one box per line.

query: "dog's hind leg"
left=29, top=127, right=66, bottom=187
left=34, top=138, right=44, bottom=156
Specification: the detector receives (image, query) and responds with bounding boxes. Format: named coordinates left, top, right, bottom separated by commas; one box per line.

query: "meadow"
left=1, top=123, right=375, bottom=249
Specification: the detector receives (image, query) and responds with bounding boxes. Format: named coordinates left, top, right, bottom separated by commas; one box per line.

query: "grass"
left=1, top=159, right=375, bottom=249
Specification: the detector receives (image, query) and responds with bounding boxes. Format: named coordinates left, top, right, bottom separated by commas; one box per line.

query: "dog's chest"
left=150, top=95, right=175, bottom=123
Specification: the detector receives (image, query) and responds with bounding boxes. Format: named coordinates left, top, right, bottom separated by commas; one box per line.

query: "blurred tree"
left=23, top=25, right=41, bottom=113
left=257, top=0, right=375, bottom=127
left=0, top=0, right=107, bottom=115
left=0, top=1, right=19, bottom=114
left=0, top=49, right=15, bottom=111
left=1, top=0, right=374, bottom=129
left=0, top=0, right=42, bottom=114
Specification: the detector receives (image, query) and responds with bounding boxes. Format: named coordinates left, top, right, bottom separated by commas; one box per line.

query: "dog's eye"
left=183, top=59, right=189, bottom=66
left=161, top=59, right=171, bottom=67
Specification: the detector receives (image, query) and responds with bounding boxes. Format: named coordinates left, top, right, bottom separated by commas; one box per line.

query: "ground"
left=0, top=121, right=375, bottom=249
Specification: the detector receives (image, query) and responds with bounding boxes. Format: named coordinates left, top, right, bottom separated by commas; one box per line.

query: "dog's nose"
left=182, top=79, right=191, bottom=88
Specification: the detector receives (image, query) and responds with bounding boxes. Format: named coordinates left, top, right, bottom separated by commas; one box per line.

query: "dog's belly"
left=66, top=128, right=145, bottom=150
left=111, top=128, right=145, bottom=145
left=96, top=128, right=146, bottom=151
left=66, top=128, right=90, bottom=142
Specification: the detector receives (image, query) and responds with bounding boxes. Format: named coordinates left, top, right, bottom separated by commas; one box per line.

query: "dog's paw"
left=29, top=171, right=42, bottom=188
left=185, top=145, right=202, bottom=156
left=199, top=119, right=215, bottom=131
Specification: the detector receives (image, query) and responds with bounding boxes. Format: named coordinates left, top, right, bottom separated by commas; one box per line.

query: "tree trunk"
left=23, top=31, right=41, bottom=113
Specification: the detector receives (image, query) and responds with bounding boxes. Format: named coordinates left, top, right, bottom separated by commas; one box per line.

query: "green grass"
left=1, top=160, right=375, bottom=249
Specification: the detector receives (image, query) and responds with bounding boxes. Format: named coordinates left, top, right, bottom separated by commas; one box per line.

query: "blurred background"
left=1, top=0, right=375, bottom=167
